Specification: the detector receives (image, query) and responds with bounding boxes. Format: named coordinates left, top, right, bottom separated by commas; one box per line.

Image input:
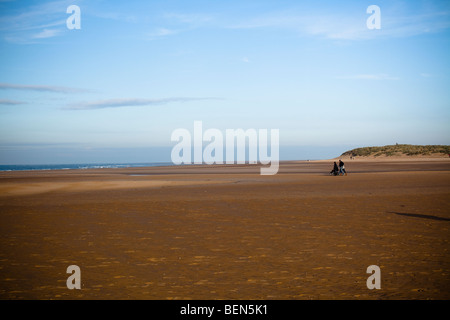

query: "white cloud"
left=93, top=12, right=138, bottom=24
left=146, top=27, right=180, bottom=40
left=154, top=27, right=177, bottom=36
left=0, top=82, right=88, bottom=93
left=31, top=28, right=61, bottom=39
left=163, top=13, right=214, bottom=25
left=67, top=97, right=220, bottom=110
left=145, top=12, right=215, bottom=41
left=0, top=99, right=25, bottom=105
left=227, top=8, right=450, bottom=41
left=0, top=0, right=73, bottom=43
left=336, top=74, right=400, bottom=81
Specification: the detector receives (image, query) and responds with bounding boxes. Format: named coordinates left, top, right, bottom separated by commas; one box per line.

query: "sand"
left=0, top=160, right=449, bottom=300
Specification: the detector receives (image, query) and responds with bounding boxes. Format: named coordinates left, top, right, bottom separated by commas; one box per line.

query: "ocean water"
left=0, top=162, right=174, bottom=172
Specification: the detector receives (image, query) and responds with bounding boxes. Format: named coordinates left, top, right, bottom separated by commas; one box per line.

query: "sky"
left=0, top=0, right=449, bottom=164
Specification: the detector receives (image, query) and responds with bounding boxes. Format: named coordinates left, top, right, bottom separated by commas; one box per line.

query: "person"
left=330, top=162, right=339, bottom=176
left=339, top=159, right=347, bottom=176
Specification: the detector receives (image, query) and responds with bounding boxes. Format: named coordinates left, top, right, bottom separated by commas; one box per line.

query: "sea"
left=0, top=162, right=175, bottom=172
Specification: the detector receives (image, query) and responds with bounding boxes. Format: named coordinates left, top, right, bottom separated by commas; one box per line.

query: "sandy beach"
left=0, top=159, right=449, bottom=300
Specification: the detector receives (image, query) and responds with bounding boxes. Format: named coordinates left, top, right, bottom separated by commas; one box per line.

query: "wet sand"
left=0, top=160, right=449, bottom=299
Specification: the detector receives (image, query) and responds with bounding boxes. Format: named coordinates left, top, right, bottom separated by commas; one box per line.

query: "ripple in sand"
left=146, top=257, right=166, bottom=262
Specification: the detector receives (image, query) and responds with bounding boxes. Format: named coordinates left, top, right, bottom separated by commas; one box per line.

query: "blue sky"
left=0, top=0, right=449, bottom=164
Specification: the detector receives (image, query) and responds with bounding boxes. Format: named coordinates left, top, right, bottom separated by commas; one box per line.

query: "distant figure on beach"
left=330, top=162, right=339, bottom=176
left=339, top=160, right=347, bottom=176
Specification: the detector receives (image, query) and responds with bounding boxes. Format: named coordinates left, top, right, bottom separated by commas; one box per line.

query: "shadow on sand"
left=389, top=211, right=450, bottom=222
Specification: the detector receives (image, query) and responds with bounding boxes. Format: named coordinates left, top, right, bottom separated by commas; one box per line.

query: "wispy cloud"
left=92, top=11, right=138, bottom=24
left=227, top=11, right=370, bottom=40
left=227, top=13, right=302, bottom=30
left=66, top=97, right=220, bottom=110
left=144, top=6, right=450, bottom=42
left=146, top=27, right=179, bottom=40
left=361, top=10, right=449, bottom=39
left=0, top=82, right=88, bottom=93
left=145, top=12, right=215, bottom=40
left=227, top=8, right=450, bottom=41
left=336, top=74, right=400, bottom=81
left=163, top=12, right=214, bottom=25
left=0, top=0, right=74, bottom=43
left=31, top=28, right=61, bottom=39
left=0, top=99, right=25, bottom=105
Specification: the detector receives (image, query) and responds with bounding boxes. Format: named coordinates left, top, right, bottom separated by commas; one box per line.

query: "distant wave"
left=0, top=163, right=174, bottom=171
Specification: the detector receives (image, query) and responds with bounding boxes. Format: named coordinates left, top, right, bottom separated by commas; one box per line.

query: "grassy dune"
left=341, top=144, right=450, bottom=157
